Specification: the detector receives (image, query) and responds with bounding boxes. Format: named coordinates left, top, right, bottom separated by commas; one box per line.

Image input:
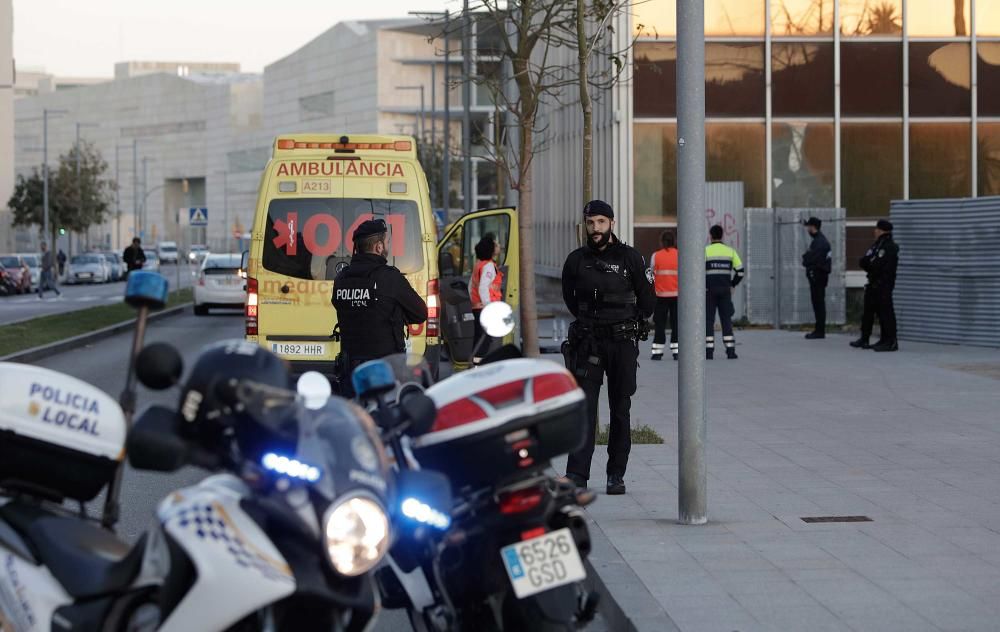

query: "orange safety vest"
left=651, top=248, right=678, bottom=298
left=470, top=259, right=503, bottom=310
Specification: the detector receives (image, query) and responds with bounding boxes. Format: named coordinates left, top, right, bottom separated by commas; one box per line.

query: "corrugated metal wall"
left=890, top=197, right=1000, bottom=348
left=745, top=208, right=847, bottom=326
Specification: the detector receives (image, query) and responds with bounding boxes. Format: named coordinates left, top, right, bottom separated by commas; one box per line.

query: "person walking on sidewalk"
left=37, top=242, right=62, bottom=300
left=705, top=224, right=744, bottom=359
left=470, top=233, right=504, bottom=365
left=802, top=217, right=832, bottom=339
left=56, top=249, right=67, bottom=277
left=851, top=219, right=899, bottom=352
left=561, top=200, right=655, bottom=495
left=649, top=230, right=679, bottom=361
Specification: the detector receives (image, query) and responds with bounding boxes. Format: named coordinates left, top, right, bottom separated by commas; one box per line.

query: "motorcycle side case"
left=0, top=363, right=126, bottom=501
left=413, top=359, right=587, bottom=489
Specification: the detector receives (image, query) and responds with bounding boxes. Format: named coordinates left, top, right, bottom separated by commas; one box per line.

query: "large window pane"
left=980, top=1, right=1000, bottom=36
left=910, top=123, right=971, bottom=199
left=706, top=0, right=764, bottom=36
left=706, top=44, right=765, bottom=117
left=772, top=122, right=834, bottom=207
left=634, top=0, right=675, bottom=38
left=909, top=43, right=970, bottom=117
left=772, top=43, right=833, bottom=116
left=707, top=123, right=765, bottom=208
left=979, top=43, right=1000, bottom=116
left=979, top=124, right=1000, bottom=198
left=634, top=123, right=677, bottom=223
left=908, top=0, right=970, bottom=37
left=841, top=43, right=902, bottom=116
left=771, top=0, right=833, bottom=36
left=842, top=123, right=903, bottom=218
left=840, top=0, right=901, bottom=37
left=634, top=43, right=676, bottom=118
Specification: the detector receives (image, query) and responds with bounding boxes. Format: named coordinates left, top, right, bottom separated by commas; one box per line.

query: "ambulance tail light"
left=426, top=279, right=439, bottom=338
left=246, top=277, right=258, bottom=336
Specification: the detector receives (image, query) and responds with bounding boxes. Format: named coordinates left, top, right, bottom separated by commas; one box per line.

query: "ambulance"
left=243, top=134, right=519, bottom=379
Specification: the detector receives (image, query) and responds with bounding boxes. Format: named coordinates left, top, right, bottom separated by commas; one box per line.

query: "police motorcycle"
left=0, top=271, right=397, bottom=631
left=354, top=302, right=601, bottom=631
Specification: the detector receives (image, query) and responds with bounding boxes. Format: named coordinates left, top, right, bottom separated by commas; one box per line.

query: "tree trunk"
left=577, top=0, right=593, bottom=204
left=518, top=121, right=540, bottom=357
left=954, top=0, right=966, bottom=35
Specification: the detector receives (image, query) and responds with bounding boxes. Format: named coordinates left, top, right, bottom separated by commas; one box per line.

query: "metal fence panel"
left=745, top=208, right=846, bottom=326
left=891, top=196, right=1000, bottom=348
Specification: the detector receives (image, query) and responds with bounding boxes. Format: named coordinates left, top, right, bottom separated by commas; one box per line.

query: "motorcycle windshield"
left=378, top=353, right=434, bottom=389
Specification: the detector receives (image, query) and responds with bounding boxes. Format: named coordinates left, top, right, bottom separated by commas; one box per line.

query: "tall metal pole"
left=676, top=0, right=708, bottom=525
left=42, top=110, right=49, bottom=241
left=443, top=12, right=451, bottom=212
left=75, top=123, right=82, bottom=257
left=132, top=139, right=138, bottom=238
left=430, top=62, right=437, bottom=152
left=462, top=0, right=472, bottom=213
left=223, top=171, right=230, bottom=253
left=115, top=145, right=121, bottom=249
left=419, top=85, right=426, bottom=142
left=142, top=157, right=149, bottom=238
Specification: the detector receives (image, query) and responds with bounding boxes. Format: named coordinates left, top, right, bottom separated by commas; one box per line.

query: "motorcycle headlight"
left=323, top=495, right=390, bottom=576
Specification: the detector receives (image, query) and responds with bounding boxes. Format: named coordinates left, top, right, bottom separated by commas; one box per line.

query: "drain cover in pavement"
left=801, top=515, right=872, bottom=523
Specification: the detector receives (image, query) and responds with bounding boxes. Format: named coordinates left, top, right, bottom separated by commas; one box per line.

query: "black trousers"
left=808, top=272, right=828, bottom=334
left=652, top=297, right=678, bottom=355
left=705, top=286, right=735, bottom=351
left=565, top=335, right=638, bottom=481
left=860, top=284, right=897, bottom=343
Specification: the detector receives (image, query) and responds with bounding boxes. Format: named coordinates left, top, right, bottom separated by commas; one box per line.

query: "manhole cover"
left=801, top=515, right=872, bottom=523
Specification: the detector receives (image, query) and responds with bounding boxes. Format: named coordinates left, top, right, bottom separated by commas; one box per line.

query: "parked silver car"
left=99, top=252, right=126, bottom=281
left=66, top=254, right=111, bottom=284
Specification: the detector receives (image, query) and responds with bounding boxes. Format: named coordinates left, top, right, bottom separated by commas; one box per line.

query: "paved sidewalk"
left=547, top=330, right=1000, bottom=631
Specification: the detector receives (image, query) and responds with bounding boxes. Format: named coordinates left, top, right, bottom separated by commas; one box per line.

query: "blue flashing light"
left=352, top=360, right=396, bottom=398
left=261, top=452, right=322, bottom=483
left=401, top=497, right=451, bottom=530
left=125, top=271, right=169, bottom=310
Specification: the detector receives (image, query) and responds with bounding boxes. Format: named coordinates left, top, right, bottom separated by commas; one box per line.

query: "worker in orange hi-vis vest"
left=649, top=230, right=679, bottom=361
left=469, top=233, right=504, bottom=364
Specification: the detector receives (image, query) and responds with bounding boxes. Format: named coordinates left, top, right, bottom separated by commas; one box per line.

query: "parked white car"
left=98, top=252, right=125, bottom=281
left=142, top=252, right=160, bottom=272
left=66, top=254, right=110, bottom=284
left=187, top=244, right=209, bottom=264
left=193, top=253, right=246, bottom=315
left=158, top=241, right=179, bottom=264
left=16, top=253, right=41, bottom=286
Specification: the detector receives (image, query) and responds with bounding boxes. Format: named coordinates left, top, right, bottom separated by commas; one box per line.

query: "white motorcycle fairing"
left=157, top=474, right=296, bottom=631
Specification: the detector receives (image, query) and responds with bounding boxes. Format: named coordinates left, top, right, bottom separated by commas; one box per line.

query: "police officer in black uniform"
left=802, top=217, right=832, bottom=339
left=561, top=200, right=655, bottom=495
left=851, top=219, right=899, bottom=352
left=332, top=219, right=428, bottom=393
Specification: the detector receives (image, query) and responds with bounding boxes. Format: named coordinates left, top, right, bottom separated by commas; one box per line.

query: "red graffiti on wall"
left=705, top=208, right=741, bottom=251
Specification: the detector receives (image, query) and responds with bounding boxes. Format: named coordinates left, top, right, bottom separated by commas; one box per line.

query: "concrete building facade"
left=1, top=0, right=13, bottom=252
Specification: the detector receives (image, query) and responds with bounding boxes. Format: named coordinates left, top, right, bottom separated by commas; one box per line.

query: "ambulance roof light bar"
left=276, top=138, right=413, bottom=152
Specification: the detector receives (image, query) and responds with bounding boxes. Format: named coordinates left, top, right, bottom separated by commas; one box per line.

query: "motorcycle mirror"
left=127, top=406, right=188, bottom=472
left=395, top=469, right=453, bottom=530
left=297, top=371, right=332, bottom=410
left=399, top=390, right=437, bottom=437
left=480, top=301, right=515, bottom=338
left=136, top=343, right=184, bottom=390
left=352, top=359, right=396, bottom=399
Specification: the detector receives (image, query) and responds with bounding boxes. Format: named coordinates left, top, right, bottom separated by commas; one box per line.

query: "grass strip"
left=596, top=423, right=664, bottom=445
left=0, top=288, right=193, bottom=357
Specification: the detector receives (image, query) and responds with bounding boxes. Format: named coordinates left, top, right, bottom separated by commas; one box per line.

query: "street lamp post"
left=41, top=108, right=68, bottom=243
left=396, top=85, right=426, bottom=140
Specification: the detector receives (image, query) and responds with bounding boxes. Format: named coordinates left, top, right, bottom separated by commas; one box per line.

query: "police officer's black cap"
left=803, top=217, right=822, bottom=229
left=876, top=219, right=893, bottom=232
left=352, top=218, right=388, bottom=242
left=583, top=199, right=614, bottom=220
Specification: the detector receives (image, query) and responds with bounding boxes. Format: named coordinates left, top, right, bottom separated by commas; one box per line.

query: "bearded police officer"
left=332, top=219, right=427, bottom=393
left=561, top=200, right=655, bottom=495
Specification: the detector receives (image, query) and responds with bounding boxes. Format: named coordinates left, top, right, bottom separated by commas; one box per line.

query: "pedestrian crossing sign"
left=189, top=208, right=208, bottom=226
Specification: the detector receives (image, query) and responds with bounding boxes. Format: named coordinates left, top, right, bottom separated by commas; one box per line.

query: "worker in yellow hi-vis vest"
left=705, top=224, right=744, bottom=360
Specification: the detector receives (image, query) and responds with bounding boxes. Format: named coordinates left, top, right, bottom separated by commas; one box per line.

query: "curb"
left=584, top=516, right=678, bottom=632
left=0, top=303, right=193, bottom=364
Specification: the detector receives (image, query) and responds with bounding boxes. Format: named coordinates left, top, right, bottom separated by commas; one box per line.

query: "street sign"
left=189, top=207, right=208, bottom=226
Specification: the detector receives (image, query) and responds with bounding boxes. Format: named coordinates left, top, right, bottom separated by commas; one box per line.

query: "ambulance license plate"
left=500, top=528, right=586, bottom=599
left=270, top=342, right=327, bottom=357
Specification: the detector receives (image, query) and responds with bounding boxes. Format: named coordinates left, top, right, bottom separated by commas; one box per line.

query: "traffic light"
left=58, top=227, right=66, bottom=235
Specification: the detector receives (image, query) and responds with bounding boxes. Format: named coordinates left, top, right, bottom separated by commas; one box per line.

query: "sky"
left=13, top=0, right=454, bottom=77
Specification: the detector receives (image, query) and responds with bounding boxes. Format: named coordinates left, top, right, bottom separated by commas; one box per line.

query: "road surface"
left=0, top=263, right=197, bottom=326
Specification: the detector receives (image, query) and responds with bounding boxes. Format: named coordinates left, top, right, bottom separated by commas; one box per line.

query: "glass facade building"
left=631, top=0, right=1000, bottom=264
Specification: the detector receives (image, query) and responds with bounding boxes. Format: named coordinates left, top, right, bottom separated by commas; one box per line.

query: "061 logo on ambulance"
left=271, top=213, right=409, bottom=257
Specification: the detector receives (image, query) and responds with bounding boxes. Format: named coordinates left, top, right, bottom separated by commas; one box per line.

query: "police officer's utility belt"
left=571, top=320, right=639, bottom=341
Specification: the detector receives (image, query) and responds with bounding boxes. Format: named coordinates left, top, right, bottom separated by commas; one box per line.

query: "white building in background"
left=10, top=17, right=501, bottom=254
left=12, top=66, right=108, bottom=99
left=1, top=0, right=13, bottom=252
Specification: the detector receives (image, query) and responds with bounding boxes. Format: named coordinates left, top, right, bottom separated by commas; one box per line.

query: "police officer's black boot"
left=726, top=347, right=738, bottom=360
left=849, top=337, right=870, bottom=349
left=606, top=475, right=625, bottom=495
left=706, top=348, right=713, bottom=360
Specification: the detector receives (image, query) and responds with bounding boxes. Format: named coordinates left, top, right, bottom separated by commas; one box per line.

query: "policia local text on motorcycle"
left=705, top=224, right=745, bottom=360
left=332, top=218, right=428, bottom=394
left=560, top=200, right=655, bottom=496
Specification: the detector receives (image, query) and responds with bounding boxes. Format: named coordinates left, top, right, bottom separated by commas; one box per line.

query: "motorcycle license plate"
left=500, top=528, right=586, bottom=598
left=270, top=342, right=327, bottom=357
